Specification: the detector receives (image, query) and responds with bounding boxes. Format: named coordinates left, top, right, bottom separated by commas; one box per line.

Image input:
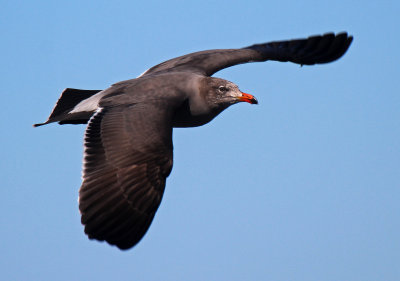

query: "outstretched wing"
left=79, top=102, right=174, bottom=250
left=141, top=32, right=353, bottom=77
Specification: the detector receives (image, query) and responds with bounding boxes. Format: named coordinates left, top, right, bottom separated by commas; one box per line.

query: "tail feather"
left=34, top=88, right=102, bottom=127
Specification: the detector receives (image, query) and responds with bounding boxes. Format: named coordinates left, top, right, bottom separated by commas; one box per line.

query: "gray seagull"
left=35, top=32, right=353, bottom=250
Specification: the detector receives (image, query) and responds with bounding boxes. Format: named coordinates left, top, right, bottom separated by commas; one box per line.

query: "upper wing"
left=78, top=102, right=174, bottom=250
left=141, top=32, right=353, bottom=77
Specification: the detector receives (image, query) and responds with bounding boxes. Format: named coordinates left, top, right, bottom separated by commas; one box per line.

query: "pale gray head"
left=201, top=77, right=258, bottom=110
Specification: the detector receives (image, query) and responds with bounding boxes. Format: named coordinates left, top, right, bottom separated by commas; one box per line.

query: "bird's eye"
left=218, top=86, right=228, bottom=93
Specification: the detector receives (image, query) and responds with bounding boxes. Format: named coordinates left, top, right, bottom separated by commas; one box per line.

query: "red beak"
left=238, top=92, right=258, bottom=104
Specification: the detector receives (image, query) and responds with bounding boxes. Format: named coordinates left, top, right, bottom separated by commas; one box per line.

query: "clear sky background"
left=1, top=1, right=399, bottom=280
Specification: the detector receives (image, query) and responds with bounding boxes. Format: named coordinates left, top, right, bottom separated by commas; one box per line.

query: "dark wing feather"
left=79, top=103, right=174, bottom=250
left=141, top=32, right=353, bottom=77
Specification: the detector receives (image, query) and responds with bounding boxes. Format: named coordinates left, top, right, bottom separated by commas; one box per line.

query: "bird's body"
left=35, top=32, right=353, bottom=250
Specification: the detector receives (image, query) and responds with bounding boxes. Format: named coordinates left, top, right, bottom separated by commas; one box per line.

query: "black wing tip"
left=245, top=31, right=353, bottom=65
left=85, top=229, right=142, bottom=250
left=321, top=31, right=353, bottom=40
left=329, top=32, right=354, bottom=62
left=115, top=242, right=136, bottom=250
left=299, top=31, right=354, bottom=65
left=86, top=234, right=136, bottom=250
left=327, top=31, right=354, bottom=48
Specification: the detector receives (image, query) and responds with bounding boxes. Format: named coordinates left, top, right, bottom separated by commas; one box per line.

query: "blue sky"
left=1, top=0, right=399, bottom=280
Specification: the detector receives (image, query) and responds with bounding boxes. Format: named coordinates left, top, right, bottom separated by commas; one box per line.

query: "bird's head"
left=202, top=77, right=258, bottom=110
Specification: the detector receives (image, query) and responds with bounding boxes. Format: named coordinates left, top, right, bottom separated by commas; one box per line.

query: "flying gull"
left=35, top=32, right=353, bottom=250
